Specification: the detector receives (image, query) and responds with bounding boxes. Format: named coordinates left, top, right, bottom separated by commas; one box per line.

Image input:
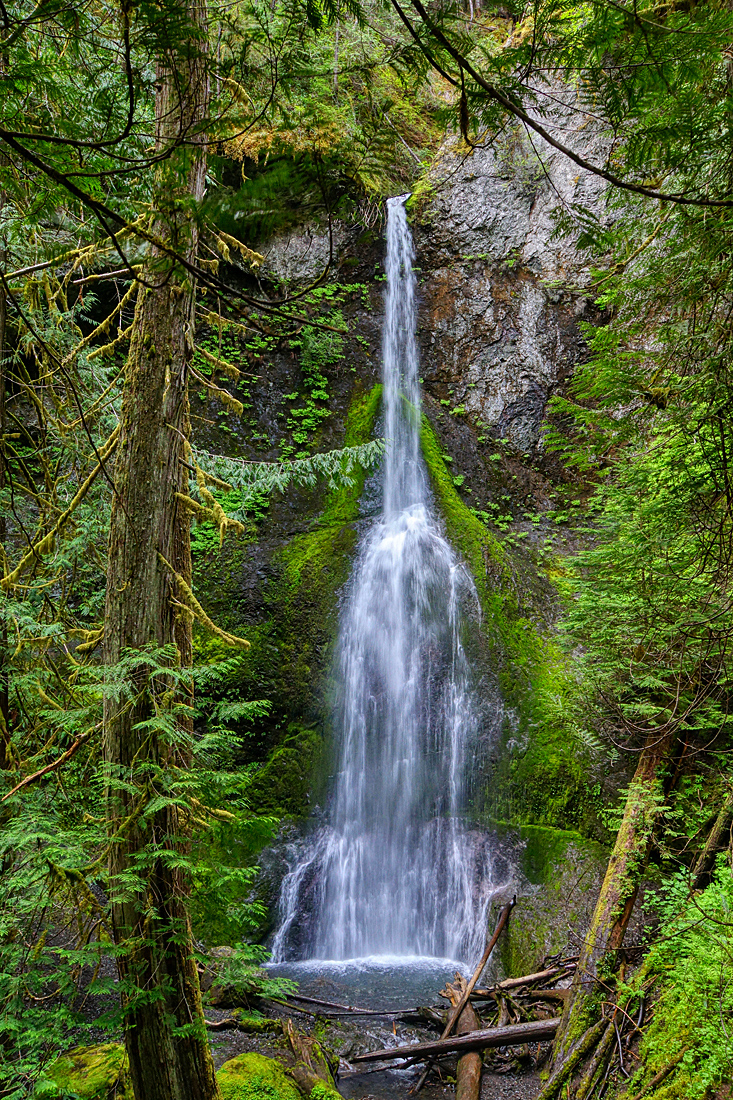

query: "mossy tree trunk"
left=102, top=4, right=219, bottom=1098
left=0, top=270, right=8, bottom=763
left=692, top=792, right=733, bottom=891
left=550, top=731, right=673, bottom=1079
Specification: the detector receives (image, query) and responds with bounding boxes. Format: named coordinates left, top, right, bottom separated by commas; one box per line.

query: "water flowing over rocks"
left=195, top=109, right=617, bottom=1017
left=271, top=198, right=508, bottom=966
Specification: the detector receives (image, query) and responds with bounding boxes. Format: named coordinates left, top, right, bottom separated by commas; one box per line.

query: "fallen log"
left=351, top=1017, right=562, bottom=1064
left=625, top=1049, right=688, bottom=1100
left=414, top=897, right=516, bottom=1092
left=471, top=963, right=576, bottom=999
left=284, top=1018, right=342, bottom=1098
left=537, top=1019, right=607, bottom=1100
left=526, top=988, right=571, bottom=1002
left=446, top=975, right=483, bottom=1100
left=283, top=993, right=413, bottom=1016
left=204, top=1015, right=276, bottom=1033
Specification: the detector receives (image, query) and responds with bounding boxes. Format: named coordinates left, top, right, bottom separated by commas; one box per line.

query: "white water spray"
left=272, top=197, right=496, bottom=965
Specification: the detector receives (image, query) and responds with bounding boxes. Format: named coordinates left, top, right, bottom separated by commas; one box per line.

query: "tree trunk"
left=102, top=2, right=218, bottom=1097
left=691, top=793, right=733, bottom=892
left=0, top=271, right=8, bottom=764
left=552, top=731, right=673, bottom=1067
left=0, top=174, right=9, bottom=765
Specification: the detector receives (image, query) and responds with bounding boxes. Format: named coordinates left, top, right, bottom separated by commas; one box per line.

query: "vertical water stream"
left=272, top=197, right=495, bottom=966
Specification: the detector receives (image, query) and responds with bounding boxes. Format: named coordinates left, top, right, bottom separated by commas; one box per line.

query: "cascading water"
left=272, top=196, right=499, bottom=969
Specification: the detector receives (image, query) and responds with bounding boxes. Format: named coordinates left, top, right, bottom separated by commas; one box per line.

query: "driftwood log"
left=414, top=898, right=516, bottom=1092
left=471, top=963, right=576, bottom=999
left=351, top=1017, right=562, bottom=1063
left=445, top=975, right=482, bottom=1100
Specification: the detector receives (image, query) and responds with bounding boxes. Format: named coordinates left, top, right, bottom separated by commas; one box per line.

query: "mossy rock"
left=246, top=722, right=323, bottom=818
left=42, top=1043, right=131, bottom=1099
left=304, top=1083, right=341, bottom=1100
left=420, top=413, right=603, bottom=836
left=498, top=825, right=609, bottom=976
left=217, top=1052, right=301, bottom=1100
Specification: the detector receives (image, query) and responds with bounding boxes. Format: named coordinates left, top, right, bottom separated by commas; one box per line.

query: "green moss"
left=420, top=415, right=600, bottom=835
left=217, top=1053, right=301, bottom=1100
left=420, top=415, right=507, bottom=600
left=496, top=825, right=608, bottom=977
left=307, top=1083, right=342, bottom=1100
left=193, top=381, right=382, bottom=712
left=405, top=170, right=438, bottom=220
left=43, top=1044, right=131, bottom=1100
left=247, top=722, right=323, bottom=817
left=273, top=382, right=383, bottom=706
left=327, top=382, right=382, bottom=519
left=516, top=824, right=585, bottom=884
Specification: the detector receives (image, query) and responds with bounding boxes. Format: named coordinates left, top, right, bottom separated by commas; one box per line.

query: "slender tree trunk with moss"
left=0, top=274, right=8, bottom=764
left=102, top=4, right=219, bottom=1097
left=547, top=731, right=673, bottom=1089
left=691, top=792, right=733, bottom=892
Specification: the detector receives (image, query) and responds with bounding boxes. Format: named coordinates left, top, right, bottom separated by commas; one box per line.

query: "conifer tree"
left=101, top=0, right=221, bottom=1094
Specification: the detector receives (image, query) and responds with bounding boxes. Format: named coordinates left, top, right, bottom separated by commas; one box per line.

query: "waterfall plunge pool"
left=266, top=954, right=472, bottom=1012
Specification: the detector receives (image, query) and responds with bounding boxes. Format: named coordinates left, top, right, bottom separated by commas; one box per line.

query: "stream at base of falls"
left=267, top=195, right=508, bottom=1009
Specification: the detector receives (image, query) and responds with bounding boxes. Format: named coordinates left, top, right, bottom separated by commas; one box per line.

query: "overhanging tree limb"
left=391, top=0, right=733, bottom=207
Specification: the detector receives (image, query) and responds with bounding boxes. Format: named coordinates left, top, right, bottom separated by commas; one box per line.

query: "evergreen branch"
left=191, top=440, right=385, bottom=508
left=1, top=426, right=120, bottom=592
left=158, top=553, right=251, bottom=649
left=1, top=724, right=100, bottom=803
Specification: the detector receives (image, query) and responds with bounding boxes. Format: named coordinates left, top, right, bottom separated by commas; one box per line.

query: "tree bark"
left=691, top=793, right=733, bottom=891
left=0, top=271, right=8, bottom=763
left=552, top=731, right=673, bottom=1066
left=102, top=1, right=218, bottom=1097
left=446, top=977, right=482, bottom=1100
left=351, top=1018, right=562, bottom=1063
left=0, top=186, right=9, bottom=765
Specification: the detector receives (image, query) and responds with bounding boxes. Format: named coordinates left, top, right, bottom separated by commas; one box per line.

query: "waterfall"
left=272, top=196, right=497, bottom=966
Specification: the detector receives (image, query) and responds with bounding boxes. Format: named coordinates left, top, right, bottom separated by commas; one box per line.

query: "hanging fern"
left=190, top=438, right=384, bottom=519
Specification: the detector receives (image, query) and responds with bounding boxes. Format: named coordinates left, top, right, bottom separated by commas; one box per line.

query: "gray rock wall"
left=414, top=117, right=608, bottom=456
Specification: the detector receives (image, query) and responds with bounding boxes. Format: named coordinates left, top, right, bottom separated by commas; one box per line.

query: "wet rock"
left=258, top=222, right=352, bottom=284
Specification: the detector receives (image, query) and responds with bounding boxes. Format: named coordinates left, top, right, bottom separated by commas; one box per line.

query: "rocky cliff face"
left=257, top=118, right=608, bottom=519
left=415, top=124, right=606, bottom=457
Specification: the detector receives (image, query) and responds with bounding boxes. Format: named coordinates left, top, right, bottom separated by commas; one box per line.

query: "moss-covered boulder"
left=301, top=1082, right=342, bottom=1100
left=246, top=722, right=323, bottom=818
left=499, top=825, right=609, bottom=976
left=42, top=1043, right=131, bottom=1099
left=217, top=1052, right=301, bottom=1100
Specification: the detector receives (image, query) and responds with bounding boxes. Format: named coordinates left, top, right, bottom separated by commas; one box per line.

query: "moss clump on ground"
left=305, top=1082, right=342, bottom=1100
left=43, top=1043, right=131, bottom=1099
left=217, top=1052, right=301, bottom=1100
left=421, top=414, right=599, bottom=835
